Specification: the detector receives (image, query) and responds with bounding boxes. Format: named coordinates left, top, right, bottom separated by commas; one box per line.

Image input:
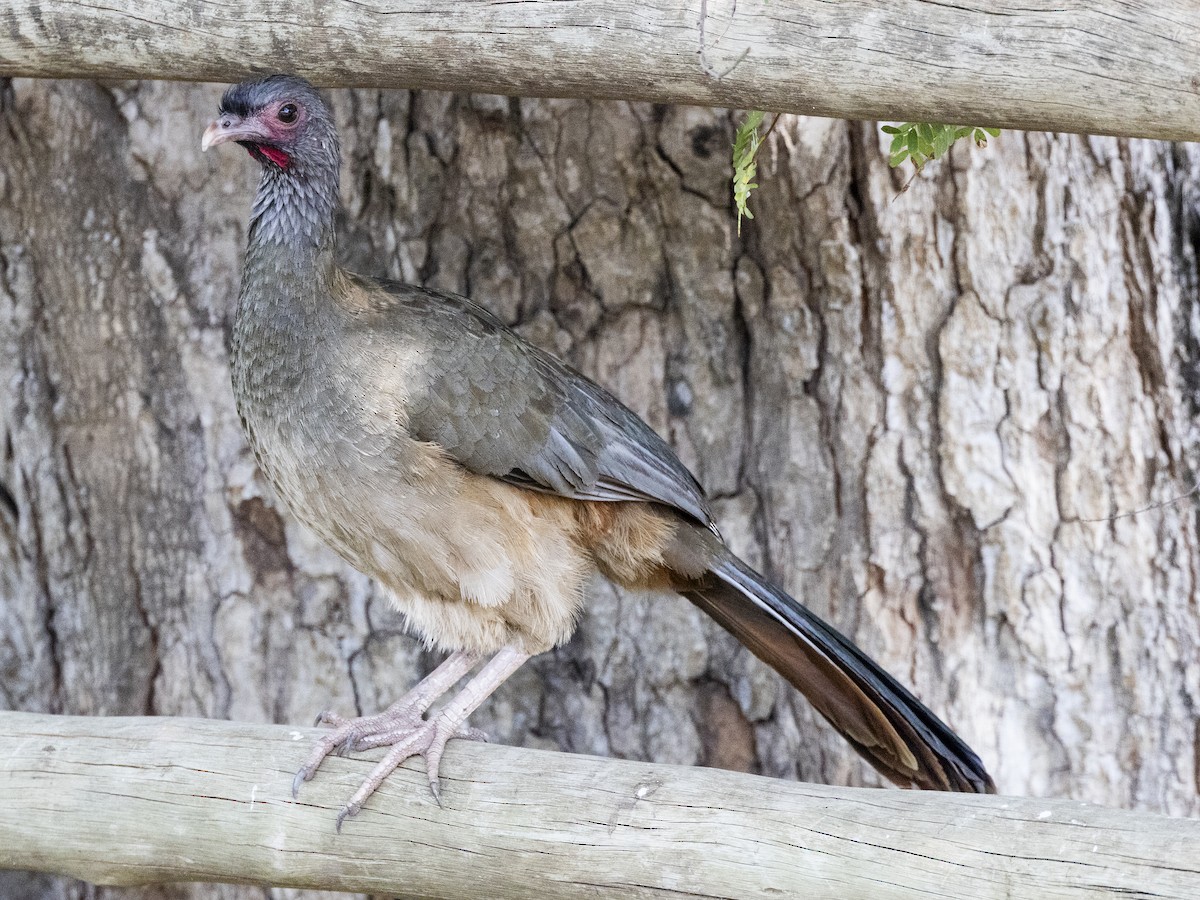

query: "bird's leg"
left=292, top=648, right=481, bottom=799
left=316, top=648, right=483, bottom=742
left=335, top=643, right=530, bottom=829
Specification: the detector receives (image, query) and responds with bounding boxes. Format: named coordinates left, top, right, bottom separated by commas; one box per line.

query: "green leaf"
left=932, top=128, right=953, bottom=157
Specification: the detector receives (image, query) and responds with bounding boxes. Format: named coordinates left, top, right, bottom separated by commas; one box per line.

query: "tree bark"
left=1, top=77, right=1198, bottom=899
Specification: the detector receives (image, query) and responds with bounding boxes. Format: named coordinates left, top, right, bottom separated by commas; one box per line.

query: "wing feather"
left=352, top=277, right=716, bottom=531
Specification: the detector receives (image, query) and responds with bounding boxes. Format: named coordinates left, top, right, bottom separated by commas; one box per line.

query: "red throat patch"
left=247, top=144, right=291, bottom=169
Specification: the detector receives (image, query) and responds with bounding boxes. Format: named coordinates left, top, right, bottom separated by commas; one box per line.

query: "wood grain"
left=0, top=711, right=1197, bottom=899
left=1, top=1, right=1198, bottom=139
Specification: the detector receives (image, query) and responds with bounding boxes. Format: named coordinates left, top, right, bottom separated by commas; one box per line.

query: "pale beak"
left=201, top=114, right=272, bottom=151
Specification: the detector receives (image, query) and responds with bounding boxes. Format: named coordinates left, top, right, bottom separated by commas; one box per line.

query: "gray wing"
left=357, top=277, right=716, bottom=532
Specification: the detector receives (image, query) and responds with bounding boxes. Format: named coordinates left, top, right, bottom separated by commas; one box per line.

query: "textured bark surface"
left=1, top=78, right=1198, bottom=898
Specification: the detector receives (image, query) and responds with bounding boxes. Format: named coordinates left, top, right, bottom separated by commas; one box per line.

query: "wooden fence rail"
left=2, top=1, right=1200, bottom=141
left=0, top=711, right=1198, bottom=898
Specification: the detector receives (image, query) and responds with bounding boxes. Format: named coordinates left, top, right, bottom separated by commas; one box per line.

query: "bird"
left=201, top=74, right=994, bottom=827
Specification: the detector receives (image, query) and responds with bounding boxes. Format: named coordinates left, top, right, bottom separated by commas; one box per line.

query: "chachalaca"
left=202, top=75, right=994, bottom=827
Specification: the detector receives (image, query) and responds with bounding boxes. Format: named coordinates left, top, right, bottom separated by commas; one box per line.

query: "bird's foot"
left=292, top=699, right=421, bottom=801
left=327, top=710, right=484, bottom=831
left=310, top=698, right=425, bottom=757
left=291, top=645, right=527, bottom=830
left=292, top=702, right=487, bottom=830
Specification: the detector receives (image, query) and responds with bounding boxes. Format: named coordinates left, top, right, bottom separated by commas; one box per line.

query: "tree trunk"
left=1, top=78, right=1197, bottom=899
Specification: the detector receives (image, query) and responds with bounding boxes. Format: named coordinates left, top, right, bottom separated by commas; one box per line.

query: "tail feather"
left=683, top=553, right=994, bottom=794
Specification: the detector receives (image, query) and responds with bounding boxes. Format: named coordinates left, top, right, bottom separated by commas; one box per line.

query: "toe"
left=425, top=747, right=444, bottom=803
left=336, top=728, right=430, bottom=823
left=422, top=718, right=463, bottom=804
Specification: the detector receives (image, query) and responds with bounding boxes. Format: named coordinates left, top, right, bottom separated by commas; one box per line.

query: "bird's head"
left=201, top=74, right=338, bottom=177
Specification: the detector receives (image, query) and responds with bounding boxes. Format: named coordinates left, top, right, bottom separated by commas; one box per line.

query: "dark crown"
left=219, top=74, right=323, bottom=118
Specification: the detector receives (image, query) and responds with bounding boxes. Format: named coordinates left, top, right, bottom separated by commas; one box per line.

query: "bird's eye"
left=278, top=103, right=298, bottom=124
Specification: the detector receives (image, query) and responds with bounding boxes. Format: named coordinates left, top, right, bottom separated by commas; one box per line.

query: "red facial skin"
left=202, top=98, right=305, bottom=170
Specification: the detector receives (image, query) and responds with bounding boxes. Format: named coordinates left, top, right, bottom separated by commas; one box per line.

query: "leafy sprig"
left=733, top=110, right=770, bottom=235
left=731, top=115, right=1001, bottom=228
left=882, top=123, right=1001, bottom=171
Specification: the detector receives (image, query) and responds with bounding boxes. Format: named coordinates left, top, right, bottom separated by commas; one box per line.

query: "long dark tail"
left=682, top=552, right=994, bottom=793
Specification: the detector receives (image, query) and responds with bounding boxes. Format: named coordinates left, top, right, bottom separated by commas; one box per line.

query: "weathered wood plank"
left=0, top=711, right=1197, bottom=898
left=1, top=1, right=1198, bottom=140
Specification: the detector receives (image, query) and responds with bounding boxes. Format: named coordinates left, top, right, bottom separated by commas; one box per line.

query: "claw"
left=317, top=709, right=349, bottom=728
left=291, top=769, right=307, bottom=800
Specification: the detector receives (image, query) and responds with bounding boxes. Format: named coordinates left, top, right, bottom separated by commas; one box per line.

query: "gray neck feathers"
left=248, top=130, right=341, bottom=253
left=240, top=126, right=343, bottom=327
